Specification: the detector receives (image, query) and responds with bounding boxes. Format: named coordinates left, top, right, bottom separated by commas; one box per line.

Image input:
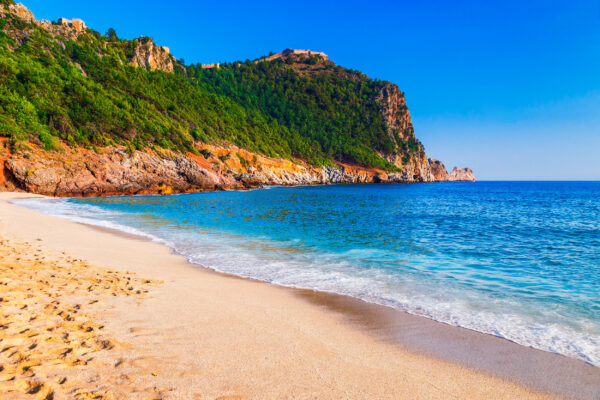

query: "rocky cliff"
left=377, top=83, right=435, bottom=182
left=0, top=3, right=173, bottom=71
left=1, top=141, right=419, bottom=196
left=428, top=158, right=476, bottom=182
left=129, top=37, right=174, bottom=73
left=1, top=141, right=476, bottom=196
left=5, top=2, right=33, bottom=22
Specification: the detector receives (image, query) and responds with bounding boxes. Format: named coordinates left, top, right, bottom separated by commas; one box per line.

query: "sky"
left=22, top=0, right=600, bottom=180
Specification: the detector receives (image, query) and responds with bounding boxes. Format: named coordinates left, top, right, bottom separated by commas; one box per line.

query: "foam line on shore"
left=13, top=195, right=600, bottom=368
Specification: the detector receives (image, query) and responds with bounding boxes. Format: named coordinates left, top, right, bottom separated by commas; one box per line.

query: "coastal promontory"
left=0, top=2, right=474, bottom=196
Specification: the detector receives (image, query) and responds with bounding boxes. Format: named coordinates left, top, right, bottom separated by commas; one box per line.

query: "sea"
left=15, top=181, right=600, bottom=366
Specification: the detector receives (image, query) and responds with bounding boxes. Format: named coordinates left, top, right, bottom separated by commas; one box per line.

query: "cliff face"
left=6, top=3, right=33, bottom=22
left=129, top=37, right=174, bottom=73
left=1, top=142, right=415, bottom=196
left=429, top=159, right=448, bottom=181
left=1, top=141, right=476, bottom=196
left=377, top=83, right=435, bottom=182
left=4, top=145, right=220, bottom=196
left=428, top=158, right=476, bottom=182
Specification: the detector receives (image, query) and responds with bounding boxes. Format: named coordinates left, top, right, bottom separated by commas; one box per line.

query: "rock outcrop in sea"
left=428, top=159, right=476, bottom=182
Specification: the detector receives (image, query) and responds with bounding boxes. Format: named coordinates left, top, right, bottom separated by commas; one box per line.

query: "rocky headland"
left=0, top=3, right=475, bottom=197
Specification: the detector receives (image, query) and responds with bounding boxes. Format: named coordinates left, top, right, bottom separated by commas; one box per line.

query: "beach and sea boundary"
left=1, top=191, right=599, bottom=399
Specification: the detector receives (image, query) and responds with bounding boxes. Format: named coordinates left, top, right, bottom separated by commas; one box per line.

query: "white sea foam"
left=13, top=197, right=600, bottom=367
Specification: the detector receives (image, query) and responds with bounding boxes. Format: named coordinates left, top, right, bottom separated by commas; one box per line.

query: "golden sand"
left=0, top=236, right=162, bottom=399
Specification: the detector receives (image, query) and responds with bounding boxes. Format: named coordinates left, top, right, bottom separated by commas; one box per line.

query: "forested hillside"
left=190, top=56, right=403, bottom=168
left=0, top=1, right=292, bottom=159
left=0, top=0, right=430, bottom=171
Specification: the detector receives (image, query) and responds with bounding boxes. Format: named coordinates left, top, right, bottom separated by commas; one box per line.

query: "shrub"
left=198, top=149, right=211, bottom=159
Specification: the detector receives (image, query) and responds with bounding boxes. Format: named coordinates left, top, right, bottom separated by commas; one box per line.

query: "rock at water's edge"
left=428, top=158, right=475, bottom=182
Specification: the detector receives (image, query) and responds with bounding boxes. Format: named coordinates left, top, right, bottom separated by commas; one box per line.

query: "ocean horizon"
left=16, top=181, right=600, bottom=367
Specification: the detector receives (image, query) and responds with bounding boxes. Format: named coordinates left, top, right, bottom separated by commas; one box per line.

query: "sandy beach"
left=0, top=192, right=588, bottom=399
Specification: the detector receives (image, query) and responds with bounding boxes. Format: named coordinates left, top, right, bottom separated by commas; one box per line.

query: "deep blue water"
left=17, top=182, right=600, bottom=365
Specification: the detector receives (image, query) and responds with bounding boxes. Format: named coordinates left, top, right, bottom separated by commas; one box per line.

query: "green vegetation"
left=190, top=58, right=399, bottom=168
left=237, top=153, right=248, bottom=167
left=0, top=9, right=417, bottom=170
left=0, top=13, right=289, bottom=157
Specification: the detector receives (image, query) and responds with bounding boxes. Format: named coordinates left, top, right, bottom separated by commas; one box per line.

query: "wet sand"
left=0, top=192, right=594, bottom=399
left=297, top=290, right=600, bottom=399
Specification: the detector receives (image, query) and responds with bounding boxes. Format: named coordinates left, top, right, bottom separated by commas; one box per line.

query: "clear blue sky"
left=23, top=0, right=600, bottom=180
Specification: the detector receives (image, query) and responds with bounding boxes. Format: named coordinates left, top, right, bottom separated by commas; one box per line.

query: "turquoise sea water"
left=17, top=182, right=600, bottom=365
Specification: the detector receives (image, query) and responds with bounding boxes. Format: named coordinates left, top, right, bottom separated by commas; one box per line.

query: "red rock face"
left=4, top=146, right=225, bottom=196
left=1, top=142, right=474, bottom=197
left=428, top=158, right=449, bottom=181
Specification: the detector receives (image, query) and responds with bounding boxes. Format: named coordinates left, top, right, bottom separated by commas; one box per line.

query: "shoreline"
left=1, top=192, right=598, bottom=399
left=2, top=179, right=472, bottom=199
left=295, top=289, right=600, bottom=399
left=78, top=211, right=600, bottom=399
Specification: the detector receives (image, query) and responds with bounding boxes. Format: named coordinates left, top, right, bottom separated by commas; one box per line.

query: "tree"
left=106, top=28, right=118, bottom=41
